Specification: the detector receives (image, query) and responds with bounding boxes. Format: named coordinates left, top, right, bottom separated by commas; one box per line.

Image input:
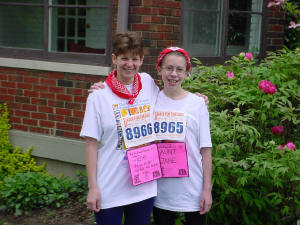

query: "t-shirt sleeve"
left=197, top=98, right=212, bottom=149
left=80, top=93, right=102, bottom=141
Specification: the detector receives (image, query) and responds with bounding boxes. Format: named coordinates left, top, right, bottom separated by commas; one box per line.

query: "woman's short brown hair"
left=112, top=32, right=144, bottom=58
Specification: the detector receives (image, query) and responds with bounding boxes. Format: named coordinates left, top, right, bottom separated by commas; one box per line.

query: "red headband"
left=157, top=47, right=191, bottom=71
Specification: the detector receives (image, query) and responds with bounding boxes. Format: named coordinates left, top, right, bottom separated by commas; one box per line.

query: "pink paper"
left=127, top=144, right=162, bottom=186
left=157, top=142, right=189, bottom=178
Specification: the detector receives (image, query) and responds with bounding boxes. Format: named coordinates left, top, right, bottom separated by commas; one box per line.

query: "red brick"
left=40, top=92, right=55, bottom=99
left=16, top=69, right=31, bottom=75
left=39, top=106, right=53, bottom=113
left=74, top=96, right=87, bottom=103
left=65, top=102, right=82, bottom=110
left=9, top=116, right=21, bottom=123
left=0, top=95, right=14, bottom=102
left=156, top=24, right=173, bottom=32
left=133, top=7, right=156, bottom=15
left=142, top=15, right=152, bottom=23
left=47, top=72, right=65, bottom=79
left=151, top=32, right=165, bottom=40
left=15, top=110, right=30, bottom=117
left=0, top=88, right=7, bottom=94
left=24, top=90, right=38, bottom=97
left=65, top=116, right=82, bottom=125
left=49, top=86, right=64, bottom=93
left=2, top=81, right=16, bottom=88
left=158, top=8, right=171, bottom=16
left=24, top=77, right=39, bottom=83
left=56, top=108, right=72, bottom=116
left=48, top=114, right=65, bottom=122
left=73, top=110, right=85, bottom=118
left=23, top=118, right=38, bottom=126
left=48, top=100, right=64, bottom=108
left=73, top=125, right=82, bottom=132
left=0, top=67, right=16, bottom=74
left=40, top=120, right=55, bottom=128
left=13, top=124, right=28, bottom=131
left=268, top=24, right=284, bottom=32
left=66, top=88, right=83, bottom=95
left=56, top=94, right=73, bottom=101
left=133, top=24, right=152, bottom=31
left=33, top=85, right=48, bottom=92
left=57, top=122, right=74, bottom=131
left=15, top=96, right=30, bottom=104
left=0, top=74, right=7, bottom=80
left=22, top=104, right=37, bottom=111
left=31, top=112, right=47, bottom=120
left=40, top=78, right=56, bottom=86
left=30, top=127, right=50, bottom=134
left=63, top=131, right=80, bottom=139
left=8, top=75, right=23, bottom=82
left=173, top=9, right=181, bottom=17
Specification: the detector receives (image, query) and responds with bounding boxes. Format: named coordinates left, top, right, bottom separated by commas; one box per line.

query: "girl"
left=153, top=47, right=212, bottom=225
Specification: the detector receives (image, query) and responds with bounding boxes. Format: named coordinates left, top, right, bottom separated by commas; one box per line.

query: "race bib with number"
left=154, top=111, right=186, bottom=141
left=127, top=144, right=162, bottom=186
left=120, top=103, right=156, bottom=149
left=157, top=142, right=189, bottom=178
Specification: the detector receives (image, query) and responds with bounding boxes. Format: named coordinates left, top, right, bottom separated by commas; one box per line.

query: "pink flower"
left=288, top=21, right=300, bottom=29
left=258, top=80, right=277, bottom=94
left=270, top=125, right=284, bottom=134
left=286, top=142, right=296, bottom=150
left=245, top=52, right=253, bottom=60
left=226, top=71, right=234, bottom=79
left=267, top=0, right=287, bottom=7
left=277, top=145, right=285, bottom=150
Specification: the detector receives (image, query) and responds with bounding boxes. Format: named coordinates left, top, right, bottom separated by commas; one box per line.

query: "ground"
left=0, top=199, right=95, bottom=225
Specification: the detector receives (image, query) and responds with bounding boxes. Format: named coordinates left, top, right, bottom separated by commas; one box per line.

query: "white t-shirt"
left=154, top=91, right=212, bottom=212
left=80, top=72, right=159, bottom=209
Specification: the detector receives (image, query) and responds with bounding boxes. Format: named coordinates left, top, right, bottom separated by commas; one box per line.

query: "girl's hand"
left=88, top=81, right=105, bottom=93
left=87, top=187, right=101, bottom=212
left=199, top=189, right=212, bottom=215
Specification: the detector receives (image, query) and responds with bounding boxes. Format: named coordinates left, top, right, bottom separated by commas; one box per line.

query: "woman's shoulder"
left=139, top=72, right=154, bottom=81
left=187, top=92, right=206, bottom=106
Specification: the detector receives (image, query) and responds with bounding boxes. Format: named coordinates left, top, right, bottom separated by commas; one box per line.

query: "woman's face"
left=158, top=54, right=188, bottom=91
left=112, top=51, right=144, bottom=85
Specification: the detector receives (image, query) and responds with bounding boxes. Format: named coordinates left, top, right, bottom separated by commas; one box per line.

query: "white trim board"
left=9, top=129, right=86, bottom=165
left=0, top=57, right=110, bottom=76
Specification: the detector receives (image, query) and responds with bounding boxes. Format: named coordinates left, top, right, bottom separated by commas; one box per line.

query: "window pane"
left=183, top=0, right=222, bottom=56
left=50, top=6, right=107, bottom=54
left=0, top=5, right=43, bottom=49
left=227, top=13, right=262, bottom=55
left=229, top=0, right=263, bottom=12
left=185, top=0, right=220, bottom=10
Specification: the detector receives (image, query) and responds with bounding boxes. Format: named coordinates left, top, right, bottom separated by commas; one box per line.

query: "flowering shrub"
left=183, top=48, right=300, bottom=225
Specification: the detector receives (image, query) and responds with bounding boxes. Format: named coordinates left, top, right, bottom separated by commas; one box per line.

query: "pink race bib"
left=157, top=142, right=189, bottom=178
left=127, top=144, right=162, bottom=186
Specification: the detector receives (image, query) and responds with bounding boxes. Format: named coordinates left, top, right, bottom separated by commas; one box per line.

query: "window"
left=0, top=0, right=113, bottom=66
left=182, top=0, right=267, bottom=64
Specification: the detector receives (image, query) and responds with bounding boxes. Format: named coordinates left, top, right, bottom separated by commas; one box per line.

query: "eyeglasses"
left=162, top=66, right=186, bottom=75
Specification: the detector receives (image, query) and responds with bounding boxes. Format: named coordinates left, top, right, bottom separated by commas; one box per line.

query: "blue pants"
left=94, top=197, right=154, bottom=225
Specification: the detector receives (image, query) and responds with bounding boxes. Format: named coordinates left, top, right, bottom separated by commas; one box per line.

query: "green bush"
left=183, top=48, right=300, bottom=225
left=0, top=171, right=87, bottom=216
left=0, top=104, right=46, bottom=184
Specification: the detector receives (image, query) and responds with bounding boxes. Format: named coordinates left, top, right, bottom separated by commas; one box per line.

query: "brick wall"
left=266, top=5, right=286, bottom=51
left=129, top=0, right=182, bottom=76
left=0, top=67, right=105, bottom=140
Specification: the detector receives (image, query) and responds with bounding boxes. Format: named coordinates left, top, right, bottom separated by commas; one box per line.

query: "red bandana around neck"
left=106, top=70, right=142, bottom=104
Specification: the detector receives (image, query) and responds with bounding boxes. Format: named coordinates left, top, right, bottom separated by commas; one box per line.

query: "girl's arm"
left=199, top=147, right=212, bottom=215
left=85, top=137, right=101, bottom=212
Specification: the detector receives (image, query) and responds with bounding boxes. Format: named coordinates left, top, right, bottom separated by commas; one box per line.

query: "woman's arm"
left=199, top=147, right=212, bottom=215
left=85, top=137, right=101, bottom=212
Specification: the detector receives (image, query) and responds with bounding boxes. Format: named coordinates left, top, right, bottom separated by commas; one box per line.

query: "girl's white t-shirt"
left=80, top=73, right=159, bottom=209
left=154, top=91, right=212, bottom=212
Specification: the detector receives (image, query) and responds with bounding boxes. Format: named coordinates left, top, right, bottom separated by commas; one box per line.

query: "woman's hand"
left=87, top=187, right=101, bottom=212
left=194, top=93, right=209, bottom=106
left=199, top=189, right=212, bottom=215
left=88, top=81, right=105, bottom=93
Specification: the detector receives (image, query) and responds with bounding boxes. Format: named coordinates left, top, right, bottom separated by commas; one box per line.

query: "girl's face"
left=112, top=51, right=144, bottom=85
left=158, top=54, right=188, bottom=90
